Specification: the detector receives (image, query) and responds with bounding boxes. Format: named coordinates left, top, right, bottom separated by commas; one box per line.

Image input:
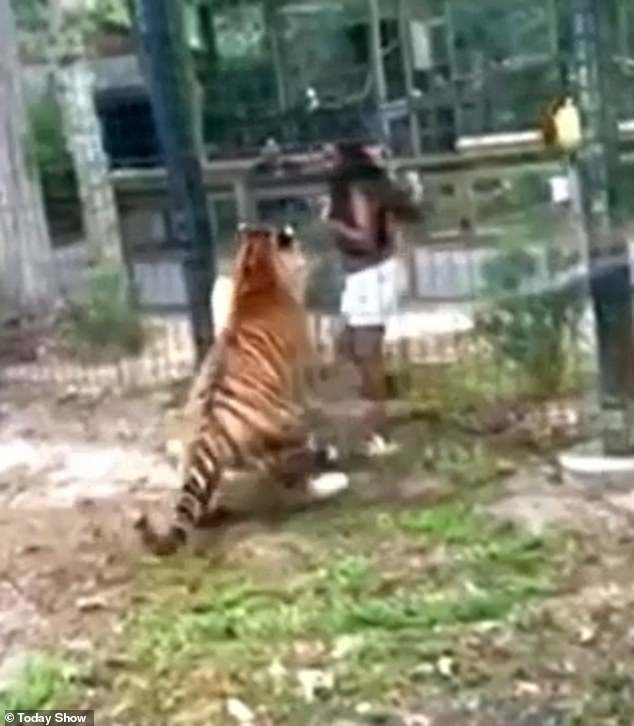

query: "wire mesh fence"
left=3, top=0, right=634, bottom=451
left=0, top=155, right=608, bottom=446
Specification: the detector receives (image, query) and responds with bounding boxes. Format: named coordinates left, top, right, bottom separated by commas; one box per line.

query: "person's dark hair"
left=328, top=142, right=385, bottom=224
left=327, top=142, right=421, bottom=234
left=334, top=142, right=383, bottom=167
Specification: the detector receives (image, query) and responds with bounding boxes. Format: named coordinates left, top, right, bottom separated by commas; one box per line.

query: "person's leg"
left=337, top=266, right=398, bottom=454
left=351, top=325, right=399, bottom=454
left=353, top=325, right=387, bottom=401
left=335, top=322, right=354, bottom=362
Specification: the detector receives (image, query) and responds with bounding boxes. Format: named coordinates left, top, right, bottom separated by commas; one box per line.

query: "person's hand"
left=316, top=195, right=331, bottom=220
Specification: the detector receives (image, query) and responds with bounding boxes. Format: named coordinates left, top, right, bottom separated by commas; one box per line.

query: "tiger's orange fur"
left=133, top=224, right=343, bottom=556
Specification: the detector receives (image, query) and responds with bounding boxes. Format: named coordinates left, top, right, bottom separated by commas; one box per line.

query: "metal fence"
left=0, top=151, right=612, bottom=445
left=4, top=0, right=634, bottom=451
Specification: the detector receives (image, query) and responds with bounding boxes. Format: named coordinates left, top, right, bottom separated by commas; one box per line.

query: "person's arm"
left=380, top=178, right=423, bottom=223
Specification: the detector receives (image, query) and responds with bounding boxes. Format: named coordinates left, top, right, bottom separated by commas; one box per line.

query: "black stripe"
left=196, top=434, right=220, bottom=468
left=181, top=482, right=204, bottom=509
left=217, top=395, right=288, bottom=442
left=184, top=479, right=202, bottom=500
left=235, top=375, right=287, bottom=413
left=213, top=393, right=260, bottom=430
left=211, top=416, right=244, bottom=463
left=251, top=328, right=286, bottom=360
left=241, top=329, right=285, bottom=371
left=191, top=448, right=216, bottom=478
left=218, top=378, right=286, bottom=418
left=176, top=501, right=195, bottom=521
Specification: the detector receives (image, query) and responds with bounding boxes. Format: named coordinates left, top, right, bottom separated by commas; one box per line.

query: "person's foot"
left=362, top=432, right=401, bottom=457
left=307, top=471, right=350, bottom=500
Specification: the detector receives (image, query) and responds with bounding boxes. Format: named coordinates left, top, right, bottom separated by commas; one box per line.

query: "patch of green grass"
left=391, top=502, right=483, bottom=543
left=122, top=505, right=561, bottom=691
left=63, top=263, right=146, bottom=360
left=394, top=352, right=515, bottom=417
left=434, top=440, right=499, bottom=489
left=0, top=655, right=67, bottom=713
left=396, top=344, right=591, bottom=425
left=328, top=586, right=523, bottom=633
left=85, top=496, right=580, bottom=723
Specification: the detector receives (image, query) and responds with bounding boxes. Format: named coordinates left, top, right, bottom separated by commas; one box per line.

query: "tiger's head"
left=231, top=223, right=309, bottom=304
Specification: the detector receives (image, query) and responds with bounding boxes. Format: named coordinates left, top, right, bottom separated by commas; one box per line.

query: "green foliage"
left=27, top=97, right=70, bottom=173
left=434, top=441, right=499, bottom=489
left=11, top=0, right=47, bottom=32
left=0, top=655, right=67, bottom=712
left=110, top=495, right=570, bottom=725
left=476, top=245, right=586, bottom=397
left=450, top=0, right=561, bottom=132
left=14, top=0, right=132, bottom=62
left=92, top=0, right=132, bottom=30
left=394, top=502, right=483, bottom=543
left=65, top=263, right=145, bottom=358
left=130, top=502, right=559, bottom=658
left=397, top=351, right=524, bottom=422
left=213, top=3, right=266, bottom=62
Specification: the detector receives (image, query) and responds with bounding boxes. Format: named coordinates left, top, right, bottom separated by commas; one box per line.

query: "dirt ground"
left=0, top=386, right=169, bottom=668
left=0, top=377, right=394, bottom=671
left=2, top=382, right=634, bottom=724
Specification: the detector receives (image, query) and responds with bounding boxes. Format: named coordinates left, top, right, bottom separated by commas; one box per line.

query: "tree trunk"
left=0, top=0, right=58, bottom=313
left=50, top=0, right=124, bottom=268
left=53, top=60, right=124, bottom=266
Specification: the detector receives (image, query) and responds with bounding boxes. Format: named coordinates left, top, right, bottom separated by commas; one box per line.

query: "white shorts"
left=340, top=257, right=405, bottom=328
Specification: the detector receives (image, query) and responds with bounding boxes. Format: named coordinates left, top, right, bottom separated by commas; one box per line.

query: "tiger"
left=133, top=223, right=349, bottom=556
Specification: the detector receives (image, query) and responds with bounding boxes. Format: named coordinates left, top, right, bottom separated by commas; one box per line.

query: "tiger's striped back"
left=134, top=224, right=321, bottom=555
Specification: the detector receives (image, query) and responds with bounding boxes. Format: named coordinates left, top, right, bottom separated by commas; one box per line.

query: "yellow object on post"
left=540, top=96, right=583, bottom=153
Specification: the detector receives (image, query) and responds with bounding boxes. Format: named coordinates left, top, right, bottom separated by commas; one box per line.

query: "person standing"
left=324, top=141, right=421, bottom=455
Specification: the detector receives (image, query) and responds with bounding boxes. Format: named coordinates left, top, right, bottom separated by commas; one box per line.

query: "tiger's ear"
left=276, top=224, right=295, bottom=250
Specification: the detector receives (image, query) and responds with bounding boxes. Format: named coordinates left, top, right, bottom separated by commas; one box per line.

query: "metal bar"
left=570, top=0, right=634, bottom=454
left=265, top=0, right=288, bottom=113
left=397, top=0, right=422, bottom=156
left=444, top=0, right=462, bottom=140
left=132, top=0, right=215, bottom=365
left=368, top=0, right=391, bottom=143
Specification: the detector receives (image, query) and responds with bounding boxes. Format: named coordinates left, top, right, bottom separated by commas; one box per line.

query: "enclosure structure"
left=2, top=0, right=634, bottom=455
left=97, top=0, right=631, bottom=164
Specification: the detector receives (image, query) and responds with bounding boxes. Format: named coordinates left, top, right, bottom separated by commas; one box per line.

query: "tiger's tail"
left=134, top=432, right=223, bottom=556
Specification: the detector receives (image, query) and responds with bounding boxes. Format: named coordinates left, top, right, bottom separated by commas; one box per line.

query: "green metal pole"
left=133, top=0, right=215, bottom=365
left=570, top=0, right=634, bottom=455
left=398, top=0, right=422, bottom=156
left=368, top=0, right=391, bottom=143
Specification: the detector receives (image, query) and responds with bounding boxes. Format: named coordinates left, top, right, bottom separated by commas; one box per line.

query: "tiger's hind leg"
left=191, top=441, right=338, bottom=529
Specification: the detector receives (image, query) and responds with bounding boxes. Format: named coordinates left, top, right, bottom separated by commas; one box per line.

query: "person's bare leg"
left=359, top=353, right=389, bottom=434
left=335, top=324, right=354, bottom=362
left=352, top=326, right=399, bottom=455
left=357, top=328, right=386, bottom=429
